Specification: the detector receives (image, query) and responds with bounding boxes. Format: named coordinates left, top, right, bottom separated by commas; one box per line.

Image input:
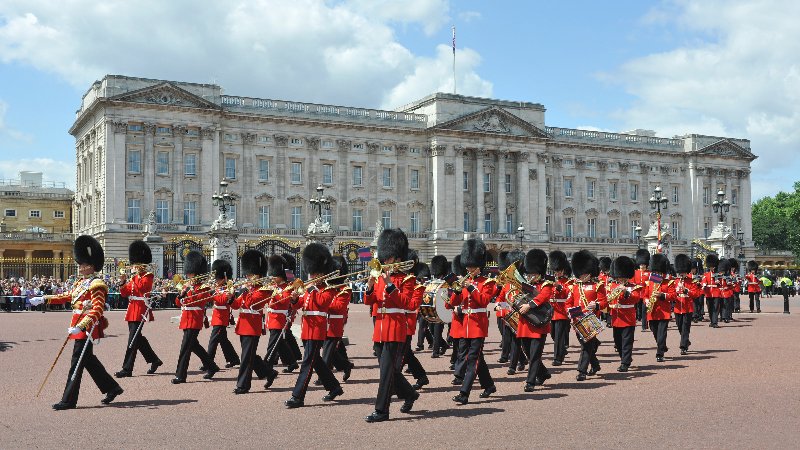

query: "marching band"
left=35, top=231, right=763, bottom=420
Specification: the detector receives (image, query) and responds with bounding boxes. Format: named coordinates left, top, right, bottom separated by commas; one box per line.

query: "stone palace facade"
left=70, top=75, right=756, bottom=261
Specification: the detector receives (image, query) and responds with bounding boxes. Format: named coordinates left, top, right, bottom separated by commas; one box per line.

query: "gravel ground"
left=1, top=296, right=799, bottom=449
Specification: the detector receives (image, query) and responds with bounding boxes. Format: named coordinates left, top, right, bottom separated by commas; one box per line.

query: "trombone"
left=325, top=259, right=416, bottom=290
left=118, top=262, right=158, bottom=275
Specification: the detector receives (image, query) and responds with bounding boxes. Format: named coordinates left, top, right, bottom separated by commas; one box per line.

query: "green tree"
left=752, top=182, right=800, bottom=261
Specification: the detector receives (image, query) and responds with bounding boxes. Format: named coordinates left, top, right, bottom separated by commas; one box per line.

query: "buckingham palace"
left=69, top=75, right=756, bottom=264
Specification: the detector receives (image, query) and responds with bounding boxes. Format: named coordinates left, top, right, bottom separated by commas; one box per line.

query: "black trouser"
left=450, top=337, right=461, bottom=367
left=208, top=325, right=240, bottom=366
left=374, top=341, right=415, bottom=414
left=521, top=336, right=548, bottom=386
left=734, top=292, right=741, bottom=312
left=612, top=326, right=635, bottom=366
left=694, top=295, right=705, bottom=321
left=175, top=329, right=217, bottom=380
left=430, top=322, right=446, bottom=355
left=650, top=319, right=669, bottom=357
left=722, top=297, right=734, bottom=320
left=264, top=328, right=295, bottom=371
left=456, top=337, right=494, bottom=396
left=784, top=292, right=791, bottom=313
left=122, top=320, right=159, bottom=372
left=403, top=335, right=427, bottom=381
left=322, top=337, right=351, bottom=371
left=416, top=316, right=432, bottom=348
left=576, top=336, right=600, bottom=374
left=237, top=335, right=269, bottom=390
left=508, top=332, right=528, bottom=369
left=674, top=313, right=692, bottom=350
left=639, top=303, right=649, bottom=330
left=291, top=339, right=340, bottom=400
left=550, top=319, right=570, bottom=363
left=285, top=327, right=303, bottom=361
left=707, top=297, right=720, bottom=325
left=499, top=318, right=512, bottom=360
left=61, top=339, right=120, bottom=406
left=749, top=292, right=761, bottom=312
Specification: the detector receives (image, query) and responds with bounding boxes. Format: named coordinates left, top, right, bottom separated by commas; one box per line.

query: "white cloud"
left=610, top=0, right=800, bottom=200
left=458, top=11, right=482, bottom=23
left=0, top=99, right=32, bottom=143
left=0, top=0, right=489, bottom=109
left=0, top=158, right=75, bottom=188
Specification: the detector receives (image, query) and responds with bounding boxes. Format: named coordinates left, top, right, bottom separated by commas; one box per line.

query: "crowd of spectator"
left=0, top=275, right=130, bottom=311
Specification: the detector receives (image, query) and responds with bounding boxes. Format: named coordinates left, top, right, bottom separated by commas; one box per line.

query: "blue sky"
left=0, top=0, right=796, bottom=201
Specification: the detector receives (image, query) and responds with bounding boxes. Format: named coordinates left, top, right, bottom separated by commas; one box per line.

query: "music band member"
left=702, top=254, right=722, bottom=328
left=173, top=251, right=220, bottom=384
left=115, top=240, right=162, bottom=378
left=495, top=251, right=513, bottom=364
left=279, top=253, right=303, bottom=368
left=204, top=259, right=240, bottom=371
left=449, top=255, right=465, bottom=374
left=645, top=253, right=675, bottom=362
left=363, top=229, right=418, bottom=422
left=450, top=238, right=498, bottom=405
left=518, top=249, right=553, bottom=392
left=263, top=255, right=300, bottom=384
left=46, top=235, right=123, bottom=410
left=504, top=251, right=529, bottom=375
left=746, top=261, right=762, bottom=313
left=548, top=250, right=572, bottom=366
left=566, top=250, right=608, bottom=381
left=634, top=249, right=651, bottom=332
left=673, top=254, right=702, bottom=355
left=403, top=254, right=430, bottom=390
left=692, top=258, right=706, bottom=323
left=320, top=255, right=355, bottom=382
left=428, top=255, right=450, bottom=358
left=598, top=256, right=613, bottom=328
left=285, top=244, right=344, bottom=409
left=231, top=250, right=272, bottom=394
left=607, top=256, right=643, bottom=372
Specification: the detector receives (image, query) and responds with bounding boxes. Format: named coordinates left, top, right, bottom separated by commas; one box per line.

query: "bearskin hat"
left=183, top=250, right=207, bottom=276
left=728, top=258, right=739, bottom=272
left=211, top=259, right=233, bottom=280
left=674, top=254, right=692, bottom=274
left=326, top=255, right=349, bottom=286
left=452, top=254, right=466, bottom=276
left=635, top=249, right=651, bottom=267
left=241, top=249, right=268, bottom=277
left=302, top=243, right=333, bottom=275
left=747, top=260, right=759, bottom=272
left=282, top=253, right=297, bottom=275
left=497, top=251, right=511, bottom=271
left=599, top=256, right=612, bottom=274
left=524, top=249, right=548, bottom=276
left=430, top=255, right=449, bottom=279
left=460, top=238, right=487, bottom=268
left=74, top=235, right=104, bottom=272
left=408, top=249, right=419, bottom=264
left=548, top=250, right=570, bottom=273
left=268, top=255, right=287, bottom=278
left=649, top=253, right=669, bottom=274
left=128, top=240, right=152, bottom=264
left=572, top=250, right=598, bottom=279
left=692, top=258, right=704, bottom=273
left=705, top=254, right=719, bottom=270
left=416, top=263, right=431, bottom=281
left=377, top=229, right=409, bottom=263
left=611, top=256, right=636, bottom=280
left=716, top=258, right=731, bottom=274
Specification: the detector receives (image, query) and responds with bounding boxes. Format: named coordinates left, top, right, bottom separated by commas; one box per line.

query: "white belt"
left=496, top=302, right=510, bottom=309
left=329, top=314, right=344, bottom=319
left=552, top=299, right=568, bottom=303
left=72, top=309, right=85, bottom=314
left=213, top=305, right=229, bottom=310
left=405, top=309, right=417, bottom=314
left=181, top=306, right=202, bottom=311
left=303, top=311, right=328, bottom=317
left=379, top=308, right=406, bottom=314
left=129, top=296, right=148, bottom=301
left=239, top=308, right=261, bottom=315
left=465, top=308, right=487, bottom=314
left=616, top=304, right=636, bottom=309
left=267, top=308, right=289, bottom=315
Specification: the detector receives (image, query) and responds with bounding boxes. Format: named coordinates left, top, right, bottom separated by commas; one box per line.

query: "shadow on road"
left=393, top=406, right=506, bottom=421
left=600, top=370, right=657, bottom=381
left=82, top=398, right=199, bottom=409
left=0, top=341, right=16, bottom=351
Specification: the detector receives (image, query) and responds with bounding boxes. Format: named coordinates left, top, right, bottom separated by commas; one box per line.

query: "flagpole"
left=452, top=25, right=456, bottom=95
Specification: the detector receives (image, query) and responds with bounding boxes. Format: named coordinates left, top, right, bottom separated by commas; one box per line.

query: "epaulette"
left=323, top=285, right=338, bottom=292
left=144, top=272, right=154, bottom=277
left=541, top=279, right=555, bottom=287
left=258, top=285, right=273, bottom=292
left=89, top=278, right=108, bottom=291
left=483, top=278, right=497, bottom=285
left=403, top=274, right=416, bottom=283
left=340, top=286, right=352, bottom=293
left=414, top=284, right=426, bottom=291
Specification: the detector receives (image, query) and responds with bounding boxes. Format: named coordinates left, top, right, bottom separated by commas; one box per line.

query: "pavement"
left=1, top=295, right=799, bottom=449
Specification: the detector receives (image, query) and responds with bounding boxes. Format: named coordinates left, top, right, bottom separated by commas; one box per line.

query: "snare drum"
left=503, top=310, right=520, bottom=332
left=573, top=312, right=604, bottom=342
left=419, top=280, right=452, bottom=324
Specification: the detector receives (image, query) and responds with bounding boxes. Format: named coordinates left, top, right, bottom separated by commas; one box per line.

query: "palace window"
left=410, top=147, right=420, bottom=153
left=321, top=140, right=334, bottom=149
left=29, top=210, right=41, bottom=218
left=610, top=181, right=618, bottom=200
left=128, top=124, right=143, bottom=132
left=732, top=189, right=738, bottom=205
left=157, top=151, right=169, bottom=175
left=587, top=218, right=597, bottom=238
left=672, top=185, right=679, bottom=203
left=546, top=177, right=551, bottom=197
left=353, top=166, right=363, bottom=186
left=505, top=173, right=512, bottom=194
left=609, top=219, right=618, bottom=239
left=672, top=221, right=680, bottom=239
left=291, top=206, right=302, bottom=230
left=127, top=199, right=141, bottom=223
left=463, top=172, right=469, bottom=191
left=631, top=220, right=640, bottom=239
left=258, top=206, right=270, bottom=228
left=183, top=201, right=197, bottom=225
left=352, top=209, right=363, bottom=231
left=545, top=216, right=550, bottom=235
left=463, top=212, right=470, bottom=232
left=410, top=169, right=420, bottom=190
left=484, top=213, right=492, bottom=233
left=410, top=212, right=420, bottom=232
left=290, top=138, right=303, bottom=146
left=564, top=178, right=573, bottom=197
left=291, top=162, right=302, bottom=184
left=353, top=143, right=364, bottom=150
left=322, top=164, right=334, bottom=185
left=505, top=214, right=513, bottom=234
left=156, top=200, right=169, bottom=224
left=128, top=150, right=141, bottom=174
left=228, top=205, right=237, bottom=223
left=224, top=157, right=236, bottom=179
left=703, top=187, right=710, bottom=205
left=54, top=211, right=65, bottom=219
left=630, top=183, right=639, bottom=201
left=381, top=210, right=392, bottom=229
left=587, top=179, right=596, bottom=199
left=258, top=135, right=270, bottom=143
left=704, top=221, right=710, bottom=238
left=258, top=159, right=270, bottom=182
left=382, top=167, right=392, bottom=188
left=4, top=209, right=16, bottom=217
left=156, top=126, right=171, bottom=134
left=565, top=217, right=573, bottom=238
left=382, top=145, right=392, bottom=152
left=483, top=173, right=492, bottom=193
left=184, top=154, right=197, bottom=176
left=321, top=208, right=332, bottom=225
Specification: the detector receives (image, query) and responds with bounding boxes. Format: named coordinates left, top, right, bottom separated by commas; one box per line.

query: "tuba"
left=496, top=261, right=553, bottom=327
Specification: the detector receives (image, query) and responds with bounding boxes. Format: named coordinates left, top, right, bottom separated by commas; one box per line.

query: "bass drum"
left=419, top=280, right=452, bottom=324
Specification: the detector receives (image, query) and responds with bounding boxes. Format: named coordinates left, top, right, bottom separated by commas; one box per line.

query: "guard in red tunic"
left=644, top=253, right=676, bottom=362
left=205, top=259, right=240, bottom=370
left=673, top=254, right=702, bottom=355
left=449, top=255, right=466, bottom=373
left=363, top=229, right=418, bottom=422
left=566, top=250, right=608, bottom=381
left=428, top=255, right=450, bottom=358
left=279, top=253, right=303, bottom=366
left=402, top=255, right=430, bottom=390
left=285, top=244, right=344, bottom=408
left=607, top=256, right=643, bottom=372
left=518, top=249, right=554, bottom=392
left=722, top=258, right=738, bottom=321
left=46, top=235, right=123, bottom=410
left=262, top=255, right=300, bottom=383
left=231, top=250, right=272, bottom=394
left=548, top=250, right=572, bottom=366
left=702, top=254, right=721, bottom=328
left=746, top=261, right=762, bottom=312
left=691, top=258, right=705, bottom=323
left=598, top=256, right=613, bottom=328
left=503, top=250, right=529, bottom=374
left=172, top=251, right=220, bottom=384
left=495, top=251, right=513, bottom=364
left=321, top=255, right=354, bottom=381
left=634, top=249, right=651, bottom=332
left=116, top=240, right=162, bottom=378
left=451, top=238, right=498, bottom=405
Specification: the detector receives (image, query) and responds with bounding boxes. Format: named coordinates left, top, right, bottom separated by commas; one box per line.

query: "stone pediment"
left=255, top=193, right=274, bottom=201
left=433, top=106, right=549, bottom=138
left=694, top=139, right=755, bottom=160
left=110, top=82, right=221, bottom=110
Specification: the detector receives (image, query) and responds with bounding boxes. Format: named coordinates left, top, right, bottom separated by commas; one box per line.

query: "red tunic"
left=120, top=272, right=155, bottom=322
left=515, top=279, right=553, bottom=338
left=48, top=277, right=108, bottom=340
left=209, top=282, right=233, bottom=327
left=746, top=273, right=762, bottom=293
left=327, top=287, right=351, bottom=339
left=719, top=277, right=734, bottom=299
left=298, top=285, right=336, bottom=341
left=495, top=283, right=513, bottom=319
left=364, top=273, right=415, bottom=343
left=447, top=275, right=497, bottom=339
left=565, top=280, right=608, bottom=318
left=644, top=278, right=677, bottom=321
left=607, top=281, right=643, bottom=327
left=266, top=281, right=294, bottom=330
left=672, top=275, right=702, bottom=314
left=550, top=276, right=572, bottom=321
left=176, top=283, right=211, bottom=330
left=702, top=271, right=721, bottom=298
left=406, top=281, right=426, bottom=336
left=231, top=286, right=270, bottom=336
left=633, top=268, right=650, bottom=290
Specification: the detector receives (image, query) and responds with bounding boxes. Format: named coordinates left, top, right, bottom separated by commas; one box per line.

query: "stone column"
left=143, top=124, right=156, bottom=215
left=112, top=121, right=128, bottom=223
left=497, top=150, right=507, bottom=232
left=209, top=229, right=239, bottom=277
left=173, top=125, right=186, bottom=224
left=430, top=144, right=447, bottom=235
left=516, top=152, right=530, bottom=237
left=454, top=146, right=465, bottom=234
left=740, top=169, right=753, bottom=244
left=475, top=150, right=486, bottom=232
left=144, top=234, right=165, bottom=278
left=337, top=139, right=351, bottom=232
left=275, top=135, right=289, bottom=227
left=537, top=154, right=548, bottom=237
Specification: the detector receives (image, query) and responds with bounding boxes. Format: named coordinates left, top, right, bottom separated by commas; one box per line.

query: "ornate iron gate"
left=241, top=236, right=303, bottom=278
left=164, top=236, right=210, bottom=278
left=337, top=240, right=370, bottom=275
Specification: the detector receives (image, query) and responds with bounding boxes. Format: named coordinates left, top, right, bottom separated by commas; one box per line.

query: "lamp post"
left=211, top=179, right=236, bottom=221
left=309, top=184, right=331, bottom=221
left=634, top=225, right=642, bottom=249
left=737, top=230, right=746, bottom=275
left=516, top=223, right=525, bottom=250
left=712, top=189, right=731, bottom=223
left=649, top=186, right=668, bottom=253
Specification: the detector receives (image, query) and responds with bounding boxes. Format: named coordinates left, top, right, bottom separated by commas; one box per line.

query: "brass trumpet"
left=118, top=262, right=158, bottom=275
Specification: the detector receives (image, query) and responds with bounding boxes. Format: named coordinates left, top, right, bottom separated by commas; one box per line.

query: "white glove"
left=67, top=326, right=82, bottom=335
left=29, top=296, right=45, bottom=306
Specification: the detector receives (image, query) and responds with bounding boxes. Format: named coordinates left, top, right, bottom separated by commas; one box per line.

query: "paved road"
left=1, top=297, right=799, bottom=448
